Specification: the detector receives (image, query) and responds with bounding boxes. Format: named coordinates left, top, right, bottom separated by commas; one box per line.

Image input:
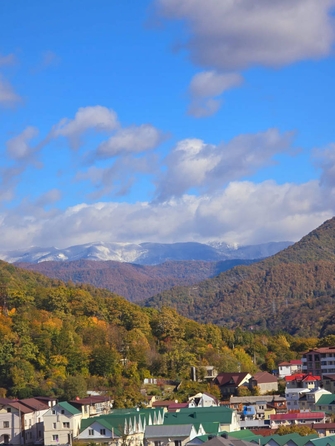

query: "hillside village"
left=2, top=346, right=335, bottom=446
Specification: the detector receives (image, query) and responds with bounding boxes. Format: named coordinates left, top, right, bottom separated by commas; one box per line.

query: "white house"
left=278, top=360, right=302, bottom=378
left=43, top=401, right=82, bottom=446
left=0, top=397, right=49, bottom=445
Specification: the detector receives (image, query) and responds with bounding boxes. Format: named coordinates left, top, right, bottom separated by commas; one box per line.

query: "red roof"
left=285, top=373, right=320, bottom=382
left=270, top=412, right=325, bottom=421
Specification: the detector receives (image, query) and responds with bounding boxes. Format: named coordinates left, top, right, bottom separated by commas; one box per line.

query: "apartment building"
left=301, top=347, right=335, bottom=377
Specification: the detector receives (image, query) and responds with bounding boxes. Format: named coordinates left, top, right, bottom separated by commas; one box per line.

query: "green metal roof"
left=58, top=401, right=81, bottom=416
left=80, top=408, right=164, bottom=434
left=227, top=430, right=257, bottom=439
left=308, top=435, right=335, bottom=446
left=164, top=407, right=233, bottom=426
left=316, top=394, right=335, bottom=405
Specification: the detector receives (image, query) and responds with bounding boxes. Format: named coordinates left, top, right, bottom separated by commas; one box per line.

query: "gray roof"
left=145, top=424, right=194, bottom=438
left=230, top=395, right=285, bottom=404
left=204, top=436, right=256, bottom=446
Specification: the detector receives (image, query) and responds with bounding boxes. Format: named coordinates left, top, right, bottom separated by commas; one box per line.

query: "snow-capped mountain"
left=0, top=240, right=293, bottom=265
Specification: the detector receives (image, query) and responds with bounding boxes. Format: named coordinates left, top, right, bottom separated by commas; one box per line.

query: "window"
left=53, top=423, right=57, bottom=429
left=100, top=429, right=106, bottom=435
left=52, top=410, right=56, bottom=414
left=175, top=441, right=182, bottom=446
left=6, top=408, right=11, bottom=413
left=154, top=442, right=162, bottom=446
left=52, top=435, right=59, bottom=442
left=63, top=422, right=70, bottom=428
left=89, top=429, right=94, bottom=436
left=3, top=421, right=9, bottom=428
left=61, top=410, right=65, bottom=414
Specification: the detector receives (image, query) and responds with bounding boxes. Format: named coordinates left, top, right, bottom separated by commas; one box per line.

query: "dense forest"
left=0, top=259, right=334, bottom=407
left=143, top=218, right=335, bottom=336
left=15, top=258, right=257, bottom=302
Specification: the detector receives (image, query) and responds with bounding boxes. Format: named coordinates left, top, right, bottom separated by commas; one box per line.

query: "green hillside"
left=143, top=217, right=335, bottom=336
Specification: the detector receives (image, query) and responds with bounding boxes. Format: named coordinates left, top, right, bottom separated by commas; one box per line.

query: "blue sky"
left=1, top=0, right=335, bottom=251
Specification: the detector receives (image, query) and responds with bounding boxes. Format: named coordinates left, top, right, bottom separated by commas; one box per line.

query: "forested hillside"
left=143, top=218, right=335, bottom=336
left=0, top=258, right=330, bottom=405
left=15, top=258, right=256, bottom=301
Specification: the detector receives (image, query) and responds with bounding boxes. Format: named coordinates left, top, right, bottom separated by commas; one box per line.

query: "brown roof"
left=69, top=395, right=110, bottom=405
left=19, top=398, right=49, bottom=411
left=252, top=372, right=277, bottom=384
left=8, top=402, right=33, bottom=414
left=152, top=400, right=177, bottom=407
left=250, top=429, right=277, bottom=436
left=215, top=372, right=249, bottom=387
left=322, top=374, right=335, bottom=381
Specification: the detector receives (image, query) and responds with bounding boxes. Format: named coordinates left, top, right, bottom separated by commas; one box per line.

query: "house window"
left=100, top=429, right=106, bottom=435
left=61, top=410, right=65, bottom=414
left=154, top=442, right=162, bottom=446
left=6, top=408, right=11, bottom=413
left=89, top=429, right=94, bottom=436
left=52, top=410, right=56, bottom=414
left=52, top=435, right=59, bottom=442
left=53, top=423, right=57, bottom=429
left=3, top=421, right=9, bottom=428
left=175, top=441, right=182, bottom=446
left=63, top=422, right=70, bottom=428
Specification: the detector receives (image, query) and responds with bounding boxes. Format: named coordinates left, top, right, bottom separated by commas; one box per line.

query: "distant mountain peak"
left=0, top=240, right=293, bottom=265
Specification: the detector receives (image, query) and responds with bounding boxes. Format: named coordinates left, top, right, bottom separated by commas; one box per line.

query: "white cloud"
left=52, top=106, right=119, bottom=149
left=314, top=143, right=335, bottom=189
left=96, top=124, right=166, bottom=159
left=157, top=0, right=335, bottom=70
left=189, top=71, right=243, bottom=98
left=6, top=126, right=39, bottom=161
left=188, top=71, right=243, bottom=117
left=77, top=152, right=157, bottom=198
left=0, top=179, right=333, bottom=251
left=155, top=129, right=295, bottom=201
left=0, top=75, right=21, bottom=106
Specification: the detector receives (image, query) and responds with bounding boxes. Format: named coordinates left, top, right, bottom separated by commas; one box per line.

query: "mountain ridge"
left=0, top=240, right=293, bottom=265
left=142, top=217, right=335, bottom=337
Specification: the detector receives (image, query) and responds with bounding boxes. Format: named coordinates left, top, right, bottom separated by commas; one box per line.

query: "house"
left=78, top=408, right=164, bottom=445
left=249, top=372, right=278, bottom=394
left=269, top=412, right=326, bottom=429
left=0, top=397, right=49, bottom=445
left=305, top=435, right=335, bottom=446
left=306, top=423, right=335, bottom=437
left=163, top=406, right=239, bottom=434
left=191, top=366, right=218, bottom=382
left=69, top=395, right=111, bottom=419
left=201, top=434, right=256, bottom=446
left=299, top=388, right=331, bottom=412
left=19, top=398, right=50, bottom=444
left=145, top=423, right=204, bottom=446
left=228, top=395, right=286, bottom=416
left=188, top=393, right=219, bottom=408
left=278, top=361, right=302, bottom=379
left=153, top=401, right=179, bottom=411
left=316, top=394, right=335, bottom=415
left=214, top=373, right=252, bottom=397
left=301, top=347, right=335, bottom=377
left=285, top=374, right=321, bottom=411
left=43, top=401, right=82, bottom=446
left=322, top=375, right=335, bottom=394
